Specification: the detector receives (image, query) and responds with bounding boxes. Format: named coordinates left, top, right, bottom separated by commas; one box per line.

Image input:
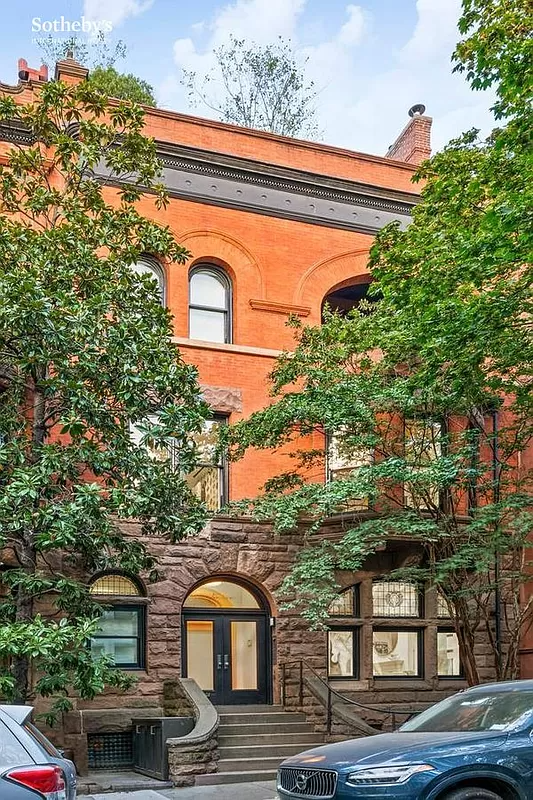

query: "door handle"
left=223, top=654, right=229, bottom=670
left=217, top=654, right=222, bottom=670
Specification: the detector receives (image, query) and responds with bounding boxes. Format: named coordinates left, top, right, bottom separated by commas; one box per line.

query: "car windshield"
left=401, top=690, right=533, bottom=733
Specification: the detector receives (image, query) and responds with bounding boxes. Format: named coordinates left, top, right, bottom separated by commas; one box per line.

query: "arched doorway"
left=182, top=577, right=271, bottom=705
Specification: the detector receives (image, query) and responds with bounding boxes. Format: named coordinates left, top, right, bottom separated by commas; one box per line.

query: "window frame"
left=372, top=578, right=423, bottom=619
left=372, top=626, right=424, bottom=680
left=325, top=430, right=373, bottom=511
left=185, top=414, right=228, bottom=512
left=189, top=265, right=232, bottom=344
left=328, top=585, right=360, bottom=618
left=134, top=255, right=166, bottom=306
left=437, top=626, right=463, bottom=679
left=327, top=626, right=360, bottom=680
left=403, top=417, right=444, bottom=511
left=90, top=603, right=146, bottom=671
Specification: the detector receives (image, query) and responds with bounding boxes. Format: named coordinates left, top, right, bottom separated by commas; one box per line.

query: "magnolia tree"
left=223, top=0, right=533, bottom=684
left=0, top=81, right=207, bottom=718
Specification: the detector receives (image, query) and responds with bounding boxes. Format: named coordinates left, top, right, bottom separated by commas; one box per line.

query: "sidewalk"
left=84, top=779, right=277, bottom=799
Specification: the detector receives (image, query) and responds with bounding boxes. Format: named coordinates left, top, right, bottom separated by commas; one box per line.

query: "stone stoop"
left=195, top=705, right=324, bottom=786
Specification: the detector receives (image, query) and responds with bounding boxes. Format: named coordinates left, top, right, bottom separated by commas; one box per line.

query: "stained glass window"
left=328, top=587, right=357, bottom=616
left=90, top=574, right=141, bottom=596
left=372, top=580, right=420, bottom=617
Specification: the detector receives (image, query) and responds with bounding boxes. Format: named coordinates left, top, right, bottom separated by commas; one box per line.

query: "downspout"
left=492, top=410, right=502, bottom=676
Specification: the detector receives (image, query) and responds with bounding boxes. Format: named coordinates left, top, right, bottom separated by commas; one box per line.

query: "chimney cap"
left=408, top=103, right=426, bottom=118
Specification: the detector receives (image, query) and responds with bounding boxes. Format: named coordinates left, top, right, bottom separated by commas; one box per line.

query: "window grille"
left=372, top=580, right=420, bottom=617
left=90, top=574, right=140, bottom=596
left=87, top=732, right=134, bottom=770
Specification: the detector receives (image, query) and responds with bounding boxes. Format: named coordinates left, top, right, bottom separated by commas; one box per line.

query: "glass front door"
left=184, top=613, right=268, bottom=705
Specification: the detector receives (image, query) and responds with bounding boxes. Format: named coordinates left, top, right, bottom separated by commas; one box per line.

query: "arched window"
left=132, top=256, right=165, bottom=305
left=183, top=579, right=260, bottom=609
left=89, top=573, right=146, bottom=669
left=189, top=266, right=231, bottom=343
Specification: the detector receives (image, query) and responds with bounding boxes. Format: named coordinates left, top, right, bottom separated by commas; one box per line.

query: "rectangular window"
left=404, top=419, right=442, bottom=510
left=90, top=606, right=145, bottom=669
left=372, top=580, right=420, bottom=617
left=372, top=629, right=422, bottom=678
left=328, top=629, right=358, bottom=678
left=437, top=630, right=461, bottom=677
left=185, top=417, right=227, bottom=512
left=327, top=431, right=372, bottom=510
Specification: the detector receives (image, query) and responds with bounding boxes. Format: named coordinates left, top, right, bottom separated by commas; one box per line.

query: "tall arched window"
left=132, top=256, right=165, bottom=305
left=89, top=573, right=146, bottom=669
left=189, top=266, right=231, bottom=343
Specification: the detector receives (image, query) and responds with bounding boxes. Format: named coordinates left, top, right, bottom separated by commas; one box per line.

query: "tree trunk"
left=12, top=370, right=46, bottom=703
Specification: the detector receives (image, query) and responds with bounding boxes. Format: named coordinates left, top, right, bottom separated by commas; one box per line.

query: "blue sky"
left=1, top=0, right=495, bottom=155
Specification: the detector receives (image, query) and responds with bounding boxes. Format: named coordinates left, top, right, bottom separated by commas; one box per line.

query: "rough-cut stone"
left=31, top=516, right=498, bottom=773
left=168, top=734, right=218, bottom=787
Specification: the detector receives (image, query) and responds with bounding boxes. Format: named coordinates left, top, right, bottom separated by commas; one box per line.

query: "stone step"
left=218, top=711, right=307, bottom=724
left=195, top=769, right=278, bottom=786
left=219, top=742, right=322, bottom=760
left=218, top=721, right=314, bottom=736
left=218, top=755, right=291, bottom=773
left=219, top=731, right=321, bottom=747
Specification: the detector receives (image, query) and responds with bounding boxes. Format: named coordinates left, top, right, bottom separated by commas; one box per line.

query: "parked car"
left=0, top=705, right=77, bottom=799
left=277, top=679, right=533, bottom=800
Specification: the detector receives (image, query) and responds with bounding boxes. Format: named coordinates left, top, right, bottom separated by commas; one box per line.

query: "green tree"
left=0, top=80, right=207, bottom=718
left=88, top=67, right=156, bottom=107
left=222, top=0, right=533, bottom=684
left=182, top=36, right=320, bottom=138
left=38, top=32, right=157, bottom=106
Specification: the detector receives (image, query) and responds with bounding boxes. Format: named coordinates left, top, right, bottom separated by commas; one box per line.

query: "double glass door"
left=184, top=613, right=268, bottom=705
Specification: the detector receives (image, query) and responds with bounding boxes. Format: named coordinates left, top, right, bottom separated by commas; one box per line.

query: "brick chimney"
left=386, top=104, right=432, bottom=165
left=55, top=53, right=89, bottom=85
left=18, top=58, right=48, bottom=83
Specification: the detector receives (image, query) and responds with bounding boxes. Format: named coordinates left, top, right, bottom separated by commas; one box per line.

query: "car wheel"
left=443, top=789, right=503, bottom=800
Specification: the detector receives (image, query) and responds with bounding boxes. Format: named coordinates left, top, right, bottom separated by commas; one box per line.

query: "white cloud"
left=158, top=0, right=495, bottom=156
left=83, top=0, right=154, bottom=28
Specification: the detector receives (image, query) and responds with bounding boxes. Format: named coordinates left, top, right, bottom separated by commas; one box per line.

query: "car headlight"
left=347, top=763, right=435, bottom=785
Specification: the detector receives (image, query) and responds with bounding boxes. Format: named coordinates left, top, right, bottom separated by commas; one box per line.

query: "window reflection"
left=328, top=630, right=355, bottom=677
left=438, top=630, right=461, bottom=676
left=373, top=630, right=420, bottom=677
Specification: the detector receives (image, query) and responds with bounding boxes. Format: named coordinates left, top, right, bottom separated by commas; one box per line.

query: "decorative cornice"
left=0, top=121, right=34, bottom=146
left=0, top=120, right=417, bottom=234
left=249, top=299, right=310, bottom=317
left=155, top=142, right=418, bottom=216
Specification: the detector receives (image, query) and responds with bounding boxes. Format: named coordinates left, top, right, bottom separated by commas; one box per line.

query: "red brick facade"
left=0, top=59, right=508, bottom=774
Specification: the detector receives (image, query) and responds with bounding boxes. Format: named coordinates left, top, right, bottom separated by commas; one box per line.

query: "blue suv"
left=277, top=680, right=533, bottom=800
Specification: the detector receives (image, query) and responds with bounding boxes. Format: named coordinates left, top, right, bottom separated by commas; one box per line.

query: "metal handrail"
left=280, top=659, right=421, bottom=733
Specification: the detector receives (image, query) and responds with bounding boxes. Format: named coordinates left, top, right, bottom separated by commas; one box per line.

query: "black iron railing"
left=280, top=659, right=420, bottom=734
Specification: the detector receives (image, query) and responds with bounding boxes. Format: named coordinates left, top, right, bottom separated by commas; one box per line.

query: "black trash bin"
left=133, top=716, right=195, bottom=780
